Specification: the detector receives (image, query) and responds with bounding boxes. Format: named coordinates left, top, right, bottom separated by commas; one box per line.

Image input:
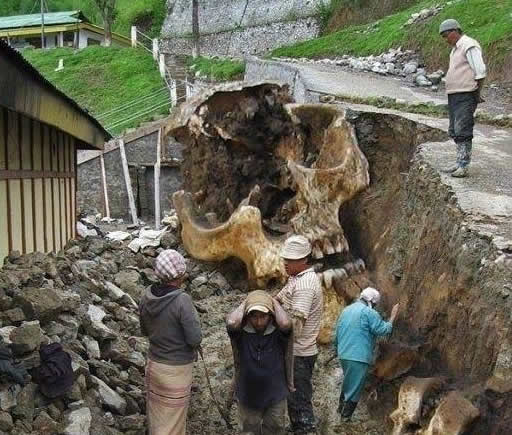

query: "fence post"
left=131, top=26, right=137, bottom=47
left=152, top=38, right=159, bottom=61
left=159, top=53, right=166, bottom=78
left=119, top=139, right=138, bottom=225
left=171, top=79, right=178, bottom=106
left=154, top=128, right=162, bottom=230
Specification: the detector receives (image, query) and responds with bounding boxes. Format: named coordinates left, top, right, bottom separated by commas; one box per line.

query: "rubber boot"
left=441, top=164, right=459, bottom=173
left=451, top=166, right=468, bottom=178
left=341, top=401, right=358, bottom=421
left=337, top=391, right=345, bottom=415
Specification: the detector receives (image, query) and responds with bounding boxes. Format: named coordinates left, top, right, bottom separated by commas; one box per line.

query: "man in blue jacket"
left=333, top=287, right=399, bottom=421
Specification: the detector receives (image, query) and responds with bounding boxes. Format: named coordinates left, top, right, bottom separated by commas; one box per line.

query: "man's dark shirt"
left=228, top=323, right=289, bottom=409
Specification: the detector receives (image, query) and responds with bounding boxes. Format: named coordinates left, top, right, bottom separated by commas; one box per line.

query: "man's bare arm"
left=226, top=301, right=245, bottom=331
left=273, top=298, right=292, bottom=331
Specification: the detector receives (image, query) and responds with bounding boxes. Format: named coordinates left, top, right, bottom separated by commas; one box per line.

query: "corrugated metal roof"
left=0, top=10, right=88, bottom=30
left=0, top=39, right=110, bottom=143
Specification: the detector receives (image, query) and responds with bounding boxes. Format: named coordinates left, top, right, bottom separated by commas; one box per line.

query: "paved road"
left=282, top=61, right=512, bottom=243
left=297, top=63, right=446, bottom=105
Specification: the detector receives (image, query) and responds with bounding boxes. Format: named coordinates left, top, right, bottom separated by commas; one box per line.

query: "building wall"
left=0, top=107, right=76, bottom=260
left=77, top=131, right=183, bottom=220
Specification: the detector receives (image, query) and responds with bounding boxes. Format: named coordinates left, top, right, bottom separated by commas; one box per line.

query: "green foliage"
left=273, top=0, right=512, bottom=75
left=187, top=56, right=246, bottom=81
left=22, top=46, right=169, bottom=135
left=0, top=0, right=167, bottom=38
left=114, top=0, right=167, bottom=38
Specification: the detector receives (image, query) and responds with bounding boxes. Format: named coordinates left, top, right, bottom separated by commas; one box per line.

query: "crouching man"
left=226, top=290, right=294, bottom=435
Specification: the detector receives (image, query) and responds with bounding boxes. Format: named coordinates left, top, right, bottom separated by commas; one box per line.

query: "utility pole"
left=41, top=0, right=45, bottom=49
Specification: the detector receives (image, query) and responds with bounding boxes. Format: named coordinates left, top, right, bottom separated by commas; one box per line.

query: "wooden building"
left=0, top=39, right=110, bottom=261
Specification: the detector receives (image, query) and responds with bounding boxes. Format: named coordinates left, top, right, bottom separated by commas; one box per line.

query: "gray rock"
left=403, top=62, right=418, bottom=74
left=117, top=414, right=145, bottom=431
left=0, top=326, right=15, bottom=344
left=10, top=320, right=42, bottom=355
left=33, top=411, right=58, bottom=434
left=14, top=287, right=64, bottom=321
left=426, top=72, right=443, bottom=85
left=0, top=411, right=13, bottom=431
left=385, top=62, right=396, bottom=73
left=114, top=269, right=143, bottom=298
left=0, top=384, right=20, bottom=411
left=0, top=308, right=25, bottom=323
left=63, top=407, right=92, bottom=435
left=11, top=383, right=37, bottom=421
left=102, top=339, right=145, bottom=368
left=191, top=275, right=208, bottom=289
left=209, top=271, right=231, bottom=294
left=415, top=75, right=433, bottom=87
left=83, top=305, right=116, bottom=340
left=82, top=336, right=101, bottom=359
left=57, top=314, right=80, bottom=340
left=90, top=376, right=127, bottom=415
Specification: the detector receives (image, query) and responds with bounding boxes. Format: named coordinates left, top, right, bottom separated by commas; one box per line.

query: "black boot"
left=337, top=392, right=344, bottom=415
left=341, top=401, right=357, bottom=421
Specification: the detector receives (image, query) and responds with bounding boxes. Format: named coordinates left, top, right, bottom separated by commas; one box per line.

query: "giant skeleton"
left=164, top=83, right=482, bottom=432
left=165, top=82, right=370, bottom=342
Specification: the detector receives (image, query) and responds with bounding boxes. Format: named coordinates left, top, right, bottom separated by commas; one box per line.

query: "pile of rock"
left=275, top=47, right=445, bottom=90
left=0, top=225, right=233, bottom=434
left=402, top=4, right=444, bottom=27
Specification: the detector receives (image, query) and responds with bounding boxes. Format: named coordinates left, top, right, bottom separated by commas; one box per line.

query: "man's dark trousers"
left=448, top=91, right=478, bottom=168
left=288, top=355, right=317, bottom=434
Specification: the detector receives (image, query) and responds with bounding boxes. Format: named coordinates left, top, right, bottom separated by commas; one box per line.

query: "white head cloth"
left=360, top=287, right=381, bottom=306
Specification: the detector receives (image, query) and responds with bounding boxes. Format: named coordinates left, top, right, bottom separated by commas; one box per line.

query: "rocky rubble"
left=0, top=217, right=235, bottom=434
left=275, top=47, right=445, bottom=91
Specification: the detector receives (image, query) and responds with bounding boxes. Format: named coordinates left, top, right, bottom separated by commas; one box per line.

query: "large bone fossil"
left=165, top=82, right=370, bottom=340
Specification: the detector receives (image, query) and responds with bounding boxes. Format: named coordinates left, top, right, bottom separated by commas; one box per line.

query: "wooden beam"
left=154, top=128, right=162, bottom=230
left=119, top=139, right=138, bottom=225
left=100, top=153, right=110, bottom=219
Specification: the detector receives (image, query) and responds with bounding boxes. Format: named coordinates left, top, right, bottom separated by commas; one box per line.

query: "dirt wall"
left=344, top=111, right=512, bottom=383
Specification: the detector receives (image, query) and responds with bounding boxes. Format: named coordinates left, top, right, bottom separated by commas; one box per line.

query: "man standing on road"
left=226, top=290, right=293, bottom=435
left=440, top=18, right=487, bottom=178
left=276, top=235, right=323, bottom=435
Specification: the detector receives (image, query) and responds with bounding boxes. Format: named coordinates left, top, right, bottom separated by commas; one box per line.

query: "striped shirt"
left=276, top=267, right=323, bottom=356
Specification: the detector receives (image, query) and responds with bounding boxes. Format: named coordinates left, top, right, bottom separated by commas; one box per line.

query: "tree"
left=191, top=0, right=199, bottom=58
left=92, top=0, right=116, bottom=47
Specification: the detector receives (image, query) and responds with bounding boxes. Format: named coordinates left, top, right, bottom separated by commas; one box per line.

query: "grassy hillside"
left=22, top=46, right=170, bottom=135
left=273, top=0, right=512, bottom=80
left=187, top=56, right=246, bottom=81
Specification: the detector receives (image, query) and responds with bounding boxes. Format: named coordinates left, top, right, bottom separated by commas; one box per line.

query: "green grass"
left=272, top=0, right=512, bottom=76
left=114, top=0, right=167, bottom=38
left=186, top=56, right=246, bottom=81
left=22, top=46, right=169, bottom=136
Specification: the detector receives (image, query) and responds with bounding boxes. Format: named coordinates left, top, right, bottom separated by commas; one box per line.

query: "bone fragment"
left=322, top=238, right=335, bottom=255
left=205, top=212, right=219, bottom=226
left=316, top=272, right=325, bottom=287
left=173, top=191, right=284, bottom=287
left=226, top=198, right=235, bottom=215
left=323, top=269, right=336, bottom=289
left=420, top=391, right=479, bottom=435
left=344, top=262, right=356, bottom=275
left=390, top=377, right=443, bottom=435
left=334, top=235, right=343, bottom=253
left=354, top=258, right=366, bottom=273
left=334, top=268, right=349, bottom=281
left=312, top=245, right=324, bottom=259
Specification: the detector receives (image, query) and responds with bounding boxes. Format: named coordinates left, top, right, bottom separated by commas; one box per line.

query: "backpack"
left=38, top=343, right=74, bottom=399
